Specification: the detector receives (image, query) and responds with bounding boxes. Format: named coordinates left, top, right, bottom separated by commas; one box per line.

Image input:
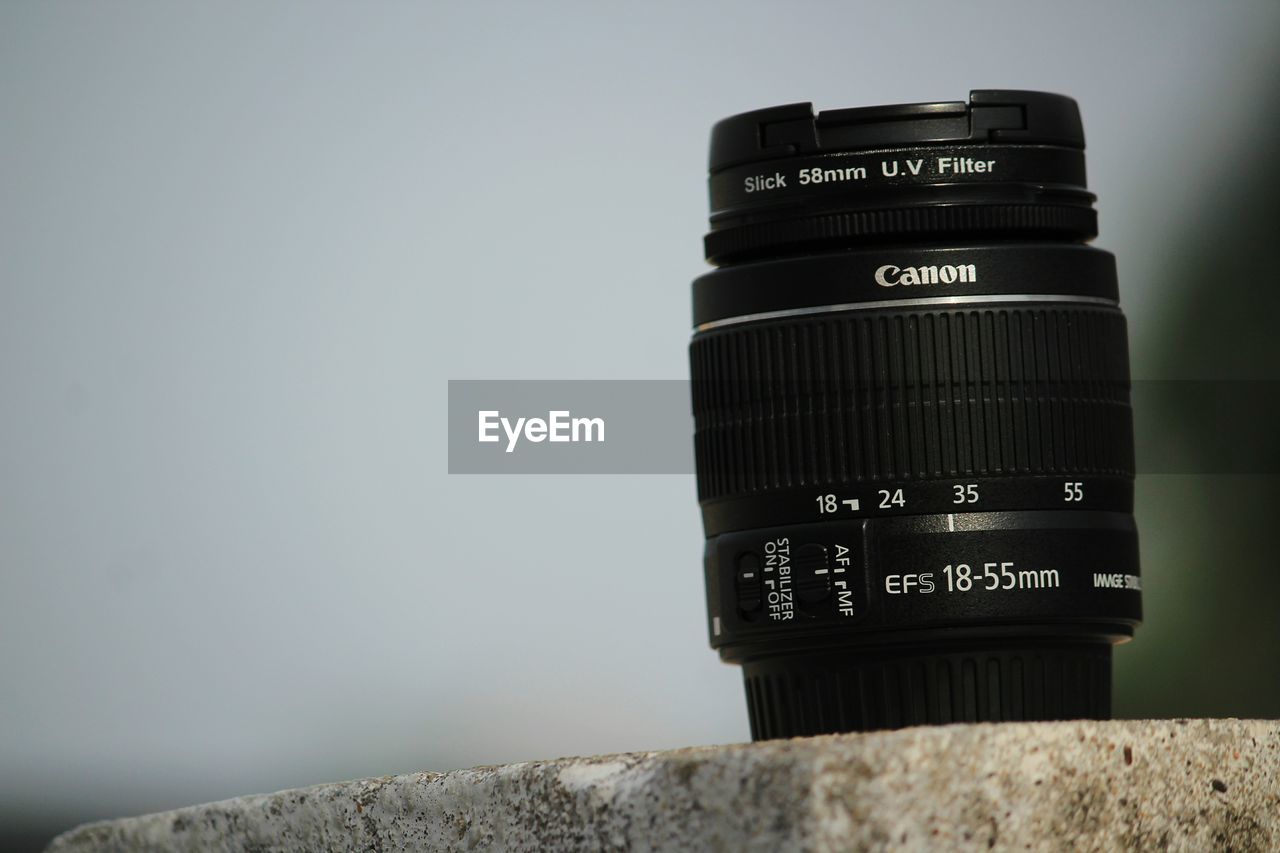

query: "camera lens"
left=690, top=91, right=1141, bottom=739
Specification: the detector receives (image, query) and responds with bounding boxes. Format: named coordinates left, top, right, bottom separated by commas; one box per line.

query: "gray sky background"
left=3, top=0, right=1279, bottom=830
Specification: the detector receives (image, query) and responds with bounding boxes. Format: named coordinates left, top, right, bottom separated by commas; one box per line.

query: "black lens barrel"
left=691, top=91, right=1141, bottom=738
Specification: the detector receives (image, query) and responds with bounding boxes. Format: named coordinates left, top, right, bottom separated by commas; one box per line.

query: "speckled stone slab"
left=47, top=719, right=1280, bottom=852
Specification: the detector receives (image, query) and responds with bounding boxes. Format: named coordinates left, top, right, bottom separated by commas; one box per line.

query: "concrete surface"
left=47, top=719, right=1280, bottom=852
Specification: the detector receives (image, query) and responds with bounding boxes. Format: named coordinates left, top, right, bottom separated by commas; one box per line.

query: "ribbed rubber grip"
left=704, top=203, right=1097, bottom=264
left=690, top=305, right=1133, bottom=503
left=743, top=644, right=1112, bottom=738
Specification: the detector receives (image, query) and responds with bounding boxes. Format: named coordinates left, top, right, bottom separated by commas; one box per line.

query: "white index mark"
left=948, top=514, right=955, bottom=532
left=842, top=499, right=860, bottom=511
left=712, top=616, right=721, bottom=636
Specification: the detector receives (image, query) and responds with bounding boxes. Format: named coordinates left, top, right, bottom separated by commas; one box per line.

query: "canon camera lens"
left=689, top=91, right=1141, bottom=739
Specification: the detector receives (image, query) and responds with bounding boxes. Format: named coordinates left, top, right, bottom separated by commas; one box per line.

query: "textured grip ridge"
left=691, top=306, right=1133, bottom=502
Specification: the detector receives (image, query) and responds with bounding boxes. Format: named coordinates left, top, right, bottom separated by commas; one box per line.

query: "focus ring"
left=704, top=203, right=1097, bottom=264
left=690, top=305, right=1133, bottom=502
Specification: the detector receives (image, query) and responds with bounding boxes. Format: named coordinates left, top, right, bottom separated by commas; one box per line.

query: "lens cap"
left=704, top=91, right=1096, bottom=263
left=709, top=90, right=1085, bottom=172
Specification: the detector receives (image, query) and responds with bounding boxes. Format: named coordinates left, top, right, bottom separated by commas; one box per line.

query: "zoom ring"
left=690, top=305, right=1133, bottom=502
left=704, top=203, right=1097, bottom=263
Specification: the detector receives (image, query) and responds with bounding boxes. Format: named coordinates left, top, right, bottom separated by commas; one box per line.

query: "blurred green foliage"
left=1116, top=70, right=1280, bottom=719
